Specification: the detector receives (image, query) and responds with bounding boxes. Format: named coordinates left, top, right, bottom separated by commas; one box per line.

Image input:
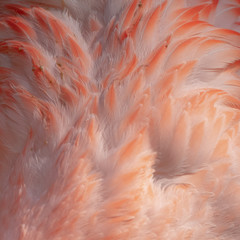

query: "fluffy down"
left=0, top=0, right=240, bottom=239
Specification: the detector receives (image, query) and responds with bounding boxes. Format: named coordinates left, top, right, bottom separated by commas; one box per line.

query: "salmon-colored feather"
left=122, top=0, right=138, bottom=30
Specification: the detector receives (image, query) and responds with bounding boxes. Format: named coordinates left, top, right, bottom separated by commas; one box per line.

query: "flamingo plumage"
left=0, top=0, right=240, bottom=239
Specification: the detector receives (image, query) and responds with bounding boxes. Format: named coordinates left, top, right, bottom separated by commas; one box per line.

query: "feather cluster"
left=0, top=0, right=240, bottom=239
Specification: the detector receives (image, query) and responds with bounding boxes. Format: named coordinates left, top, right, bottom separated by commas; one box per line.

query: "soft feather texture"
left=0, top=0, right=240, bottom=239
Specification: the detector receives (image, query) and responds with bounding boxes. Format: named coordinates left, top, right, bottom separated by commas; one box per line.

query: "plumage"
left=0, top=0, right=240, bottom=239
